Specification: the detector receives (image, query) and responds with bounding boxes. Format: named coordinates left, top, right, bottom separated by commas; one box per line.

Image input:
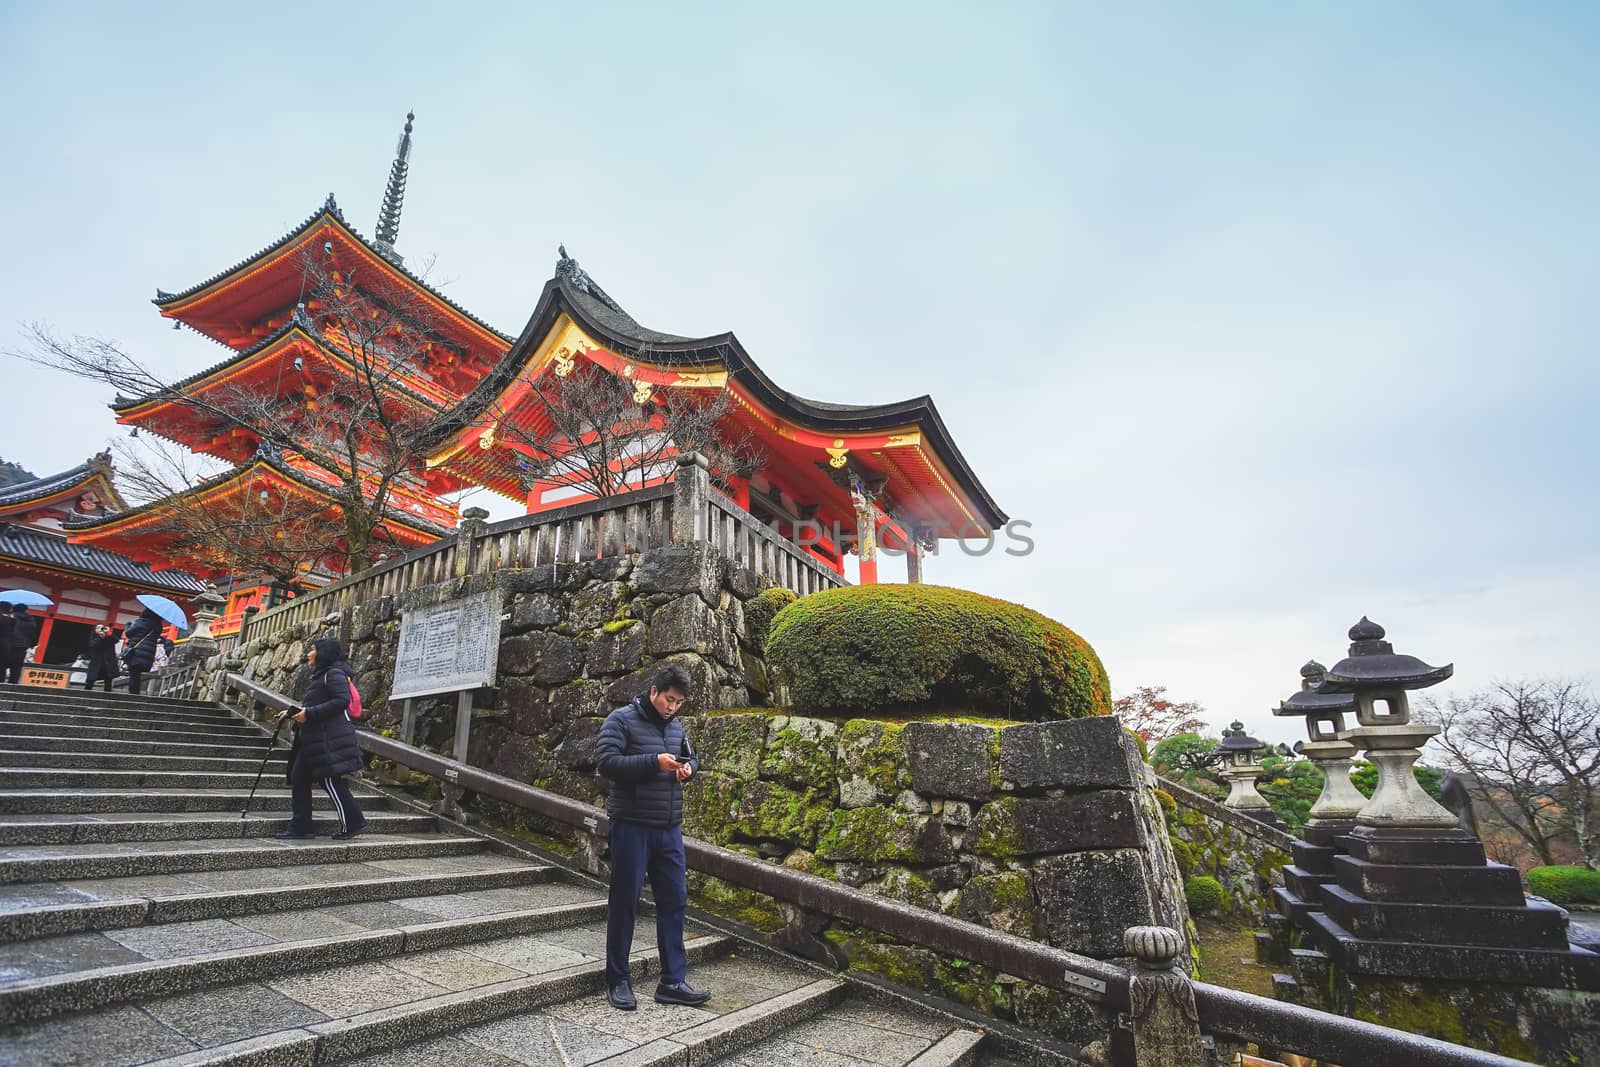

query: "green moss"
left=1154, top=789, right=1177, bottom=817
left=687, top=872, right=786, bottom=933
left=1349, top=980, right=1541, bottom=1062
left=972, top=797, right=1023, bottom=857
left=816, top=805, right=944, bottom=863
left=743, top=586, right=796, bottom=653
left=733, top=780, right=832, bottom=849
left=762, top=717, right=838, bottom=790
left=601, top=618, right=637, bottom=634
left=1169, top=838, right=1197, bottom=878
left=682, top=772, right=742, bottom=843
left=1185, top=875, right=1225, bottom=915
left=838, top=719, right=908, bottom=794
left=765, top=584, right=1111, bottom=721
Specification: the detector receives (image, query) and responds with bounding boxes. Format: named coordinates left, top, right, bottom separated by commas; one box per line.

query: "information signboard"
left=390, top=589, right=500, bottom=700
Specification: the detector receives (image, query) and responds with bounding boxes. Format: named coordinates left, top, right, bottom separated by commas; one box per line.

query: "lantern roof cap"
left=1217, top=721, right=1265, bottom=753
left=1274, top=659, right=1357, bottom=716
left=1319, top=617, right=1453, bottom=692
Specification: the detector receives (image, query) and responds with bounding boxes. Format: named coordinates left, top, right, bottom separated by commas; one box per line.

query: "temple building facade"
left=0, top=453, right=205, bottom=664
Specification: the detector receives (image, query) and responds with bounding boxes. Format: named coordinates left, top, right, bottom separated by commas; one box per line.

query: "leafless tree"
left=1423, top=680, right=1600, bottom=870
left=478, top=355, right=763, bottom=501
left=16, top=248, right=450, bottom=574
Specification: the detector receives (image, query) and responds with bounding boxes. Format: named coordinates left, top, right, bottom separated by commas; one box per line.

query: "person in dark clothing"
left=276, top=637, right=366, bottom=840
left=2, top=605, right=36, bottom=683
left=120, top=609, right=173, bottom=696
left=595, top=665, right=710, bottom=1012
left=84, top=624, right=120, bottom=692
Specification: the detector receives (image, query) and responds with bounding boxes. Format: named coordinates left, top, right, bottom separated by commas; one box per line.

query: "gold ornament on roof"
left=478, top=424, right=497, bottom=451
left=632, top=380, right=654, bottom=405
left=826, top=445, right=850, bottom=469
left=552, top=346, right=575, bottom=378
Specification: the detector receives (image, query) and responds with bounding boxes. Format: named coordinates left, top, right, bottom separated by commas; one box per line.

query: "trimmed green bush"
left=1527, top=866, right=1600, bottom=906
left=765, top=584, right=1109, bottom=721
left=743, top=587, right=797, bottom=653
left=1170, top=838, right=1197, bottom=878
left=1185, top=874, right=1225, bottom=916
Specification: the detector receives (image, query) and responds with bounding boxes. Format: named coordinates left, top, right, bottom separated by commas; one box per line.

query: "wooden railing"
left=242, top=454, right=845, bottom=644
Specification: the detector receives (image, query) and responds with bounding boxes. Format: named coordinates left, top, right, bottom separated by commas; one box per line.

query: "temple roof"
left=66, top=451, right=451, bottom=543
left=0, top=454, right=128, bottom=515
left=113, top=318, right=452, bottom=424
left=154, top=196, right=512, bottom=349
left=0, top=524, right=205, bottom=595
left=429, top=251, right=1007, bottom=529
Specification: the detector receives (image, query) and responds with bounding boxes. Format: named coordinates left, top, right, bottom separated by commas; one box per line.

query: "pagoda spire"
left=373, top=110, right=414, bottom=265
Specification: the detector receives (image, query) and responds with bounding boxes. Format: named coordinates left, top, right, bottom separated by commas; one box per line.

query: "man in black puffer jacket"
left=595, top=665, right=710, bottom=1012
left=275, top=637, right=367, bottom=840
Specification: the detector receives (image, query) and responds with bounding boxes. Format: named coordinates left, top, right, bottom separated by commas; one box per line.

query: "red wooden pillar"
left=33, top=610, right=55, bottom=662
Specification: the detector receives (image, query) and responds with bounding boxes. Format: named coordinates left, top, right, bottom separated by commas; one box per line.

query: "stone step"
left=0, top=717, right=264, bottom=747
left=0, top=708, right=262, bottom=738
left=0, top=832, right=478, bottom=885
left=0, top=749, right=287, bottom=775
left=2, top=927, right=734, bottom=1060
left=0, top=895, right=619, bottom=1023
left=0, top=686, right=232, bottom=715
left=0, top=856, right=560, bottom=940
left=0, top=809, right=439, bottom=846
left=0, top=732, right=286, bottom=761
left=0, top=787, right=391, bottom=816
left=0, top=696, right=249, bottom=725
left=0, top=767, right=307, bottom=791
left=699, top=994, right=980, bottom=1067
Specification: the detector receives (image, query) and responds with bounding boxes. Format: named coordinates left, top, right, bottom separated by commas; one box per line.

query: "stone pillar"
left=454, top=506, right=490, bottom=578
left=671, top=452, right=709, bottom=545
left=1125, top=926, right=1205, bottom=1067
left=239, top=605, right=260, bottom=645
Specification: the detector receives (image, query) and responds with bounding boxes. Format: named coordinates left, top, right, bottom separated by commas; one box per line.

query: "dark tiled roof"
left=65, top=453, right=451, bottom=540
left=0, top=524, right=206, bottom=594
left=0, top=463, right=95, bottom=508
left=153, top=196, right=513, bottom=345
left=112, top=318, right=449, bottom=416
left=431, top=252, right=1008, bottom=527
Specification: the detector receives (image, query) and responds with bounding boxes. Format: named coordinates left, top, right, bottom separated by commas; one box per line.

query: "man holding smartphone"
left=594, top=665, right=710, bottom=1012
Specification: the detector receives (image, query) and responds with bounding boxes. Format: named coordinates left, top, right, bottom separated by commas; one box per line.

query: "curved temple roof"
left=431, top=251, right=1007, bottom=531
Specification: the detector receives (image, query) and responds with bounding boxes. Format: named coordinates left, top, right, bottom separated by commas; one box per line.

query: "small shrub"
left=1154, top=789, right=1177, bottom=817
left=1527, top=866, right=1600, bottom=906
left=1125, top=727, right=1149, bottom=761
left=1169, top=837, right=1197, bottom=878
left=1185, top=875, right=1226, bottom=916
left=743, top=587, right=797, bottom=654
left=765, top=584, right=1110, bottom=721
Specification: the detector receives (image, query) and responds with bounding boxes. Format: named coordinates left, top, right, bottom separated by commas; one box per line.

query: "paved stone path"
left=0, top=686, right=998, bottom=1066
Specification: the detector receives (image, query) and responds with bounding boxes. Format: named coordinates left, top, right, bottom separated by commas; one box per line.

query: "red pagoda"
left=68, top=112, right=1004, bottom=633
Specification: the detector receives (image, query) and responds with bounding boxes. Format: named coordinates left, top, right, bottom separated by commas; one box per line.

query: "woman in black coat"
left=277, top=637, right=367, bottom=840
left=84, top=624, right=120, bottom=692
left=120, top=609, right=173, bottom=695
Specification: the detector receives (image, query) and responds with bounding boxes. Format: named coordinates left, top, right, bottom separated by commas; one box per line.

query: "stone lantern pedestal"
left=1290, top=618, right=1600, bottom=1060
left=1214, top=722, right=1282, bottom=829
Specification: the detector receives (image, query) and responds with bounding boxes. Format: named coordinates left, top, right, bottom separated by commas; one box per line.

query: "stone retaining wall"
left=1160, top=778, right=1294, bottom=927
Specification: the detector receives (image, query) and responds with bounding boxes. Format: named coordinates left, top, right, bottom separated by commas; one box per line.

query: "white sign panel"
left=390, top=589, right=500, bottom=700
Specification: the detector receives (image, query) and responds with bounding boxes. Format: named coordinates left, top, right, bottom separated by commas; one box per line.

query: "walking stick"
left=240, top=714, right=289, bottom=838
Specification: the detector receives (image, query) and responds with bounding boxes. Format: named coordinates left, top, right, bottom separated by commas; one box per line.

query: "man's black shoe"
left=274, top=827, right=317, bottom=840
left=607, top=981, right=637, bottom=1011
left=654, top=980, right=711, bottom=1006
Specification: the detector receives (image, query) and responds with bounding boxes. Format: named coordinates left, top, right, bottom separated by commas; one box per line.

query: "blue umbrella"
left=135, top=594, right=189, bottom=630
left=0, top=590, right=52, bottom=608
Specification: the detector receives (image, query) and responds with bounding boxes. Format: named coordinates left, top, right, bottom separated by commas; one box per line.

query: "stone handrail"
left=1159, top=777, right=1299, bottom=851
left=221, top=673, right=1536, bottom=1067
left=705, top=490, right=846, bottom=596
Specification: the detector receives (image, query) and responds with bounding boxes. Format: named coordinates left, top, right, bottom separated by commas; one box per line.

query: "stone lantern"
left=1214, top=721, right=1279, bottom=827
left=1314, top=617, right=1457, bottom=830
left=1273, top=660, right=1366, bottom=832
left=187, top=585, right=227, bottom=642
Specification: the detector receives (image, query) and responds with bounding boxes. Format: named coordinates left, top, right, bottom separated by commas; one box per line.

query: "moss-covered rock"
left=682, top=772, right=742, bottom=842
left=956, top=871, right=1042, bottom=939
left=766, top=584, right=1110, bottom=721
left=762, top=715, right=838, bottom=792
left=837, top=720, right=908, bottom=808
left=692, top=712, right=768, bottom=781
left=817, top=805, right=957, bottom=864
left=733, top=779, right=832, bottom=848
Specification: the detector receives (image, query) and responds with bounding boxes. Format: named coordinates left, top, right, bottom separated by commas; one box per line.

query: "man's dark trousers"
left=605, top=818, right=688, bottom=989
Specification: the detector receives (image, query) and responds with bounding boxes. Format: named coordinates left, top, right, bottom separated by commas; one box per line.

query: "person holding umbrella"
left=122, top=595, right=186, bottom=696
left=0, top=591, right=51, bottom=684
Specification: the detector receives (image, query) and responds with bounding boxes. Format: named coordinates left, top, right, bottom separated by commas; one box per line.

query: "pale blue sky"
left=2, top=3, right=1594, bottom=741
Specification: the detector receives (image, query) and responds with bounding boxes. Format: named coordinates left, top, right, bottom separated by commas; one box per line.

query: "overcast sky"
left=2, top=3, right=1594, bottom=744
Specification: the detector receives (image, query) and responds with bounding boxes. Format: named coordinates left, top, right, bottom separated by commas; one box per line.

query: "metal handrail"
left=221, top=673, right=1535, bottom=1067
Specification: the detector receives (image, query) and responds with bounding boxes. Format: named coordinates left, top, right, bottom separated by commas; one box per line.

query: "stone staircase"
left=0, top=686, right=1002, bottom=1067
